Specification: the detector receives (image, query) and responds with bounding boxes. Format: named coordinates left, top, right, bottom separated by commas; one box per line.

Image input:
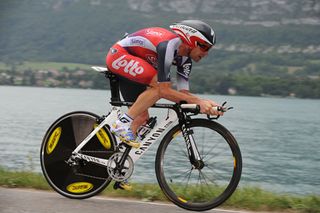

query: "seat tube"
left=106, top=72, right=121, bottom=102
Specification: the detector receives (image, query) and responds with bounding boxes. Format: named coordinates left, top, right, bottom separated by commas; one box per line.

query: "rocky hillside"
left=126, top=0, right=320, bottom=26
left=16, top=0, right=320, bottom=26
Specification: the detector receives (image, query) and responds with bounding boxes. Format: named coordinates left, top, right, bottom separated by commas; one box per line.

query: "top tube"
left=110, top=100, right=176, bottom=109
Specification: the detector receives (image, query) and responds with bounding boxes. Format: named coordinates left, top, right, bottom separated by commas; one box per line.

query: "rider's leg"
left=118, top=77, right=150, bottom=136
left=127, top=84, right=160, bottom=119
left=106, top=45, right=155, bottom=190
left=131, top=110, right=149, bottom=134
left=106, top=45, right=157, bottom=147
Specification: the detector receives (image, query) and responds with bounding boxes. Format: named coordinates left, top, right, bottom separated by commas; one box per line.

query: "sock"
left=119, top=113, right=133, bottom=124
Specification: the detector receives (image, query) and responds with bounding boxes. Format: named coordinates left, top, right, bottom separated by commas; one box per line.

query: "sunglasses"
left=196, top=42, right=212, bottom=52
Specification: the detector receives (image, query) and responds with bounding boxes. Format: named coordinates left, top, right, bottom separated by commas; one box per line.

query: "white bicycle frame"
left=71, top=105, right=178, bottom=167
left=70, top=66, right=201, bottom=169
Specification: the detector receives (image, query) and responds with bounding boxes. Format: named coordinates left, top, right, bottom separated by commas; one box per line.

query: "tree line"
left=1, top=61, right=319, bottom=99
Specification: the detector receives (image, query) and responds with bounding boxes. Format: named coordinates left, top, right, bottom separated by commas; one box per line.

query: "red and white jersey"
left=116, top=27, right=192, bottom=90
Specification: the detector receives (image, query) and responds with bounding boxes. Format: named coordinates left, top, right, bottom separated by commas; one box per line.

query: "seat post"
left=105, top=72, right=121, bottom=102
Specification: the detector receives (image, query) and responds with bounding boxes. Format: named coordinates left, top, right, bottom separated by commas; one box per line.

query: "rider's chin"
left=194, top=56, right=201, bottom=62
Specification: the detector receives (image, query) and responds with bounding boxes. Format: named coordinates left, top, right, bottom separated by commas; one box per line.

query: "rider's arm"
left=156, top=38, right=182, bottom=83
left=158, top=82, right=200, bottom=103
left=155, top=39, right=221, bottom=115
left=149, top=80, right=221, bottom=115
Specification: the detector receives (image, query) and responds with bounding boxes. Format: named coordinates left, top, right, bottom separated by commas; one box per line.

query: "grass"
left=0, top=167, right=319, bottom=213
left=0, top=167, right=50, bottom=190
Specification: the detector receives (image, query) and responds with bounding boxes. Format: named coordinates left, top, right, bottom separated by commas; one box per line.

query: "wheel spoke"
left=168, top=168, right=193, bottom=182
left=202, top=141, right=221, bottom=160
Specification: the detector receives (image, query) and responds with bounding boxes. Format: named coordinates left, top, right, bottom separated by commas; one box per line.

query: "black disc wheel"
left=156, top=119, right=242, bottom=211
left=40, top=111, right=116, bottom=199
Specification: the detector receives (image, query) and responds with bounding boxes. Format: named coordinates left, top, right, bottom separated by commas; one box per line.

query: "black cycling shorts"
left=119, top=77, right=147, bottom=102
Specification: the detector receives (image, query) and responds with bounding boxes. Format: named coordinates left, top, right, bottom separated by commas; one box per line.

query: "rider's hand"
left=198, top=99, right=224, bottom=116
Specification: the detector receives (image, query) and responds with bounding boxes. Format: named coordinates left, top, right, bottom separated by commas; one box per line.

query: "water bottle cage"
left=137, top=117, right=157, bottom=139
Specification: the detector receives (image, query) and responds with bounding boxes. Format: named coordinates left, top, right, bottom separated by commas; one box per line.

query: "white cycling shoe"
left=110, top=120, right=140, bottom=148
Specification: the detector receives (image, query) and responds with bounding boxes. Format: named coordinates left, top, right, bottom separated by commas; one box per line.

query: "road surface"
left=0, top=187, right=248, bottom=213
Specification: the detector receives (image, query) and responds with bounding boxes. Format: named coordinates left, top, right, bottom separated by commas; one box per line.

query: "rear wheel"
left=156, top=119, right=242, bottom=211
left=40, top=111, right=116, bottom=199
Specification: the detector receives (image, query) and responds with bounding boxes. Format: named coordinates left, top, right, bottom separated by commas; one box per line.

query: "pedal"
left=113, top=181, right=121, bottom=190
left=113, top=181, right=132, bottom=191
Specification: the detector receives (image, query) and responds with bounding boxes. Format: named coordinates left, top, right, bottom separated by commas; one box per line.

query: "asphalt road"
left=0, top=187, right=248, bottom=213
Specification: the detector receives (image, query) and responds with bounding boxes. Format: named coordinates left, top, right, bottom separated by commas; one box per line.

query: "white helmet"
left=170, top=20, right=216, bottom=51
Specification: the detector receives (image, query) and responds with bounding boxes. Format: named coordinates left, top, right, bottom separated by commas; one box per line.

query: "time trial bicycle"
left=40, top=66, right=242, bottom=211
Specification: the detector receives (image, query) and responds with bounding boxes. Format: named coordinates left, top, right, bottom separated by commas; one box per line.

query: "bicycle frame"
left=71, top=104, right=179, bottom=166
left=68, top=66, right=202, bottom=170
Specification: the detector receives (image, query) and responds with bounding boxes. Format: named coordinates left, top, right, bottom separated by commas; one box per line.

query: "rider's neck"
left=177, top=43, right=191, bottom=57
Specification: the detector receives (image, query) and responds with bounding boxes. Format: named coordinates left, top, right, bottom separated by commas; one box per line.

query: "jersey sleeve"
left=156, top=37, right=181, bottom=82
left=176, top=57, right=192, bottom=91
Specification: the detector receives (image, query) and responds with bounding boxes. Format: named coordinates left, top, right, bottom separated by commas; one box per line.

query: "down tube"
left=129, top=109, right=178, bottom=162
left=73, top=107, right=121, bottom=153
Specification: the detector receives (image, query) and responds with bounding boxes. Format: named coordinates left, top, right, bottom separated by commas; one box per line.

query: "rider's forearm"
left=128, top=83, right=201, bottom=119
left=160, top=87, right=201, bottom=104
left=180, top=89, right=200, bottom=100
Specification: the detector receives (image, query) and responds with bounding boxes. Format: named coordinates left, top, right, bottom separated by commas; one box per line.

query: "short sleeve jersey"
left=117, top=27, right=192, bottom=90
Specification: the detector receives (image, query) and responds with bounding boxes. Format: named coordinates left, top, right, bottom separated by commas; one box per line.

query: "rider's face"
left=189, top=46, right=209, bottom=62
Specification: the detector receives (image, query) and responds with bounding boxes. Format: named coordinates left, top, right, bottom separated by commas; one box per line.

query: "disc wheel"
left=40, top=111, right=116, bottom=199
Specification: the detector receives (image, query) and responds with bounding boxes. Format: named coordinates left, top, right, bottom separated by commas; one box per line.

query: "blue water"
left=0, top=86, right=319, bottom=195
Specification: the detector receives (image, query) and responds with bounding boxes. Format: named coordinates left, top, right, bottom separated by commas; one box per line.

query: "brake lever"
left=207, top=101, right=234, bottom=120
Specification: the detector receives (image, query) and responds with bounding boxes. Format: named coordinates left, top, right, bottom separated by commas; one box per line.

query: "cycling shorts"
left=118, top=77, right=147, bottom=102
left=106, top=44, right=157, bottom=85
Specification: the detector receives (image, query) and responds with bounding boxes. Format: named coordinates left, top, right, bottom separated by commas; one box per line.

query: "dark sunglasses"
left=196, top=42, right=212, bottom=52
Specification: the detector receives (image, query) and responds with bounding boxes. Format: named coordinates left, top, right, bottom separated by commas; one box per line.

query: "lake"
left=0, top=86, right=319, bottom=195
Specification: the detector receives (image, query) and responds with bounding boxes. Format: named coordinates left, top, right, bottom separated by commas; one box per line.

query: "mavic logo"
left=112, top=55, right=144, bottom=76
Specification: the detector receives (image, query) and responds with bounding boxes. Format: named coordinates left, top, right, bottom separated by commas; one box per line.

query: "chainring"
left=107, top=152, right=134, bottom=182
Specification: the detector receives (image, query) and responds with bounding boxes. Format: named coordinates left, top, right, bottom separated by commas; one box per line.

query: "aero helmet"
left=170, top=20, right=216, bottom=51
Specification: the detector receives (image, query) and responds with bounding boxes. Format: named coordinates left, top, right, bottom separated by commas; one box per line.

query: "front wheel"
left=155, top=119, right=242, bottom=211
left=40, top=111, right=117, bottom=199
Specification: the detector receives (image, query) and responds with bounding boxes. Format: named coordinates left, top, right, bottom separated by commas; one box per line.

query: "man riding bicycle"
left=106, top=20, right=223, bottom=189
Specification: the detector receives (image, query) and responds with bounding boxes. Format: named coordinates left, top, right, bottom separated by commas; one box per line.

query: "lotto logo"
left=112, top=55, right=144, bottom=76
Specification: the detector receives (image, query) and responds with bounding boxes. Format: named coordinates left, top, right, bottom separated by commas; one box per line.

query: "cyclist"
left=106, top=20, right=223, bottom=189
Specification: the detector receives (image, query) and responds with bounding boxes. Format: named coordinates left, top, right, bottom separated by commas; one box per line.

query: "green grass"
left=0, top=167, right=319, bottom=213
left=0, top=167, right=50, bottom=190
left=0, top=61, right=93, bottom=72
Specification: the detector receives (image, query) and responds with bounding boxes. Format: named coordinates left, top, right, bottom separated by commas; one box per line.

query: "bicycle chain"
left=74, top=171, right=110, bottom=181
left=66, top=149, right=112, bottom=181
left=71, top=149, right=119, bottom=181
left=80, top=150, right=114, bottom=154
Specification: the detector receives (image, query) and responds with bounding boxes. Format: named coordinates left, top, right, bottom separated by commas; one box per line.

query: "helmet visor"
left=196, top=41, right=212, bottom=52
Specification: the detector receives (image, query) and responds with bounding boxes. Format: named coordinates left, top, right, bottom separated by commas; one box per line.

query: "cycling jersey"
left=106, top=27, right=192, bottom=91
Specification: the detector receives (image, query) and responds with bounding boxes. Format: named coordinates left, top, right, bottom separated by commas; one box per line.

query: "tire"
left=40, top=111, right=117, bottom=199
left=155, top=119, right=242, bottom=211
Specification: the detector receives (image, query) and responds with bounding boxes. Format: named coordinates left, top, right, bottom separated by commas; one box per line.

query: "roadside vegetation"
left=0, top=167, right=319, bottom=213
